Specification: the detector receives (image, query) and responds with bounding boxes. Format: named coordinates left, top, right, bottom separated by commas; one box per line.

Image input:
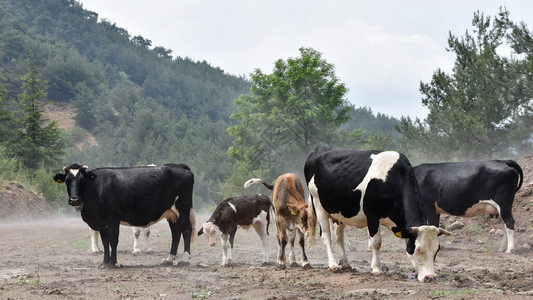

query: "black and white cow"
left=89, top=227, right=152, bottom=255
left=414, top=160, right=523, bottom=253
left=305, top=146, right=450, bottom=282
left=198, top=195, right=272, bottom=266
left=53, top=163, right=195, bottom=268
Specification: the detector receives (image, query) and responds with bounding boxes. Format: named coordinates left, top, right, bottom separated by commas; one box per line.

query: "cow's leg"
left=143, top=227, right=153, bottom=253
left=178, top=209, right=193, bottom=266
left=163, top=221, right=181, bottom=265
left=99, top=229, right=111, bottom=267
left=287, top=228, right=297, bottom=267
left=296, top=228, right=309, bottom=268
left=89, top=228, right=100, bottom=254
left=276, top=221, right=288, bottom=269
left=313, top=196, right=338, bottom=269
left=132, top=227, right=142, bottom=255
left=99, top=225, right=120, bottom=268
left=221, top=233, right=233, bottom=266
left=498, top=204, right=515, bottom=253
left=367, top=217, right=382, bottom=274
left=252, top=221, right=270, bottom=265
left=334, top=223, right=350, bottom=269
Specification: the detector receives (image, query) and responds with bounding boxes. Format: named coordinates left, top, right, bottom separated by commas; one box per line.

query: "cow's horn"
left=439, top=228, right=451, bottom=236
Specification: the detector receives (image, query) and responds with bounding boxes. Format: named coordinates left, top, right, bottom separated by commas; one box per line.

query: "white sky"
left=78, top=0, right=533, bottom=120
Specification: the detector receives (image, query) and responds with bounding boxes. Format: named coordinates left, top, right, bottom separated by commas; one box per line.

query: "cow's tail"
left=189, top=208, right=196, bottom=245
left=243, top=178, right=274, bottom=190
left=307, top=194, right=317, bottom=247
left=504, top=160, right=523, bottom=191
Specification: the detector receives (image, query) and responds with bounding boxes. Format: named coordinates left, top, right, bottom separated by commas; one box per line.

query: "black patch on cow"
left=207, top=195, right=272, bottom=235
left=414, top=160, right=523, bottom=229
left=53, top=163, right=195, bottom=267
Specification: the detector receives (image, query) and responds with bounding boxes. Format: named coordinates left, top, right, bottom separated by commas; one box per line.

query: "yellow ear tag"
left=56, top=179, right=63, bottom=184
left=290, top=209, right=297, bottom=216
left=90, top=175, right=95, bottom=179
left=394, top=231, right=403, bottom=238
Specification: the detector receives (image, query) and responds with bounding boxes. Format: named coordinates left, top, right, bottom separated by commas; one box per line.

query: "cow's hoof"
left=222, top=262, right=234, bottom=268
left=161, top=260, right=174, bottom=266
left=177, top=261, right=190, bottom=267
left=302, top=263, right=312, bottom=270
left=91, top=250, right=101, bottom=255
left=99, top=263, right=118, bottom=269
left=275, top=264, right=286, bottom=270
left=371, top=269, right=382, bottom=275
left=132, top=250, right=141, bottom=256
left=289, top=262, right=299, bottom=268
left=340, top=263, right=351, bottom=270
left=328, top=265, right=340, bottom=272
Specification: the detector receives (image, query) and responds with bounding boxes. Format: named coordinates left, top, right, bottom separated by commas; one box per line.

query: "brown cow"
left=244, top=173, right=310, bottom=269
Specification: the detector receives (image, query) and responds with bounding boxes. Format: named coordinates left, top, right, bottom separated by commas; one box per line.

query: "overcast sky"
left=78, top=0, right=533, bottom=120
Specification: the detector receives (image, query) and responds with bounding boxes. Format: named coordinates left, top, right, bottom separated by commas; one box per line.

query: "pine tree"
left=10, top=54, right=64, bottom=170
left=0, top=75, right=15, bottom=145
left=397, top=10, right=533, bottom=162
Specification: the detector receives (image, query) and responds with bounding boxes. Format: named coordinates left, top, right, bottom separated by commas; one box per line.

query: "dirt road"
left=0, top=210, right=532, bottom=299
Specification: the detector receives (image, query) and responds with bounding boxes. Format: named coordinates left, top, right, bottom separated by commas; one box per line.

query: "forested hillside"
left=0, top=0, right=399, bottom=209
left=0, top=0, right=252, bottom=207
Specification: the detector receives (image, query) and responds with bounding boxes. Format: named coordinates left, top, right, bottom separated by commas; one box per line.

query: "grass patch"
left=17, top=275, right=42, bottom=286
left=114, top=285, right=132, bottom=292
left=191, top=284, right=213, bottom=299
left=428, top=288, right=476, bottom=298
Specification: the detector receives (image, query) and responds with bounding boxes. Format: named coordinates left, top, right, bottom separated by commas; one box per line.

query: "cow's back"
left=305, top=147, right=425, bottom=227
left=272, top=173, right=305, bottom=216
left=87, top=164, right=193, bottom=227
left=414, top=160, right=521, bottom=216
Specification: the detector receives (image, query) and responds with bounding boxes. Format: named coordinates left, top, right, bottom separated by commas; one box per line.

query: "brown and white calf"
left=198, top=195, right=272, bottom=266
left=244, top=173, right=310, bottom=269
left=89, top=227, right=152, bottom=255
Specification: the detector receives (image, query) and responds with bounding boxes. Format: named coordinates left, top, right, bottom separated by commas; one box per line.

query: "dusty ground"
left=0, top=155, right=532, bottom=299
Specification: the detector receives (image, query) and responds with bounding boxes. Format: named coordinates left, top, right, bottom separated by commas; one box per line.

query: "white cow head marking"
left=53, top=164, right=95, bottom=211
left=406, top=225, right=451, bottom=282
left=200, top=222, right=221, bottom=247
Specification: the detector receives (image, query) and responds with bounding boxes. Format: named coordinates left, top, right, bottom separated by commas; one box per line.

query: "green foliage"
left=0, top=148, right=66, bottom=210
left=228, top=47, right=353, bottom=175
left=0, top=0, right=252, bottom=209
left=0, top=75, right=16, bottom=144
left=6, top=55, right=65, bottom=170
left=342, top=106, right=401, bottom=143
left=398, top=9, right=533, bottom=163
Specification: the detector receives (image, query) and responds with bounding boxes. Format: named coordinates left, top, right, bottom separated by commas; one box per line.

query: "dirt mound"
left=513, top=154, right=533, bottom=181
left=0, top=181, right=54, bottom=221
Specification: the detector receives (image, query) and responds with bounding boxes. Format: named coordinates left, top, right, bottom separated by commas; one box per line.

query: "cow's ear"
left=391, top=227, right=411, bottom=239
left=197, top=227, right=204, bottom=236
left=287, top=203, right=299, bottom=215
left=86, top=171, right=97, bottom=180
left=53, top=173, right=66, bottom=184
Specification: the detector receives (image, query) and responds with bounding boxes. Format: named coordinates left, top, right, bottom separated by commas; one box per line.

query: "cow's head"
left=392, top=225, right=451, bottom=282
left=53, top=164, right=97, bottom=211
left=197, top=222, right=220, bottom=247
left=287, top=203, right=309, bottom=233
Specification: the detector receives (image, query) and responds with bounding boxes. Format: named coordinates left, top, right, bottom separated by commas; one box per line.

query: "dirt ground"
left=0, top=155, right=532, bottom=299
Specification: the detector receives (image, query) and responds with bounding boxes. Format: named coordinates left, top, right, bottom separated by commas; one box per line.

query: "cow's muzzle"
left=68, top=197, right=84, bottom=211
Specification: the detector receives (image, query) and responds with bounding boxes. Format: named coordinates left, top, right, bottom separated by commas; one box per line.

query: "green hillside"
left=0, top=0, right=403, bottom=208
